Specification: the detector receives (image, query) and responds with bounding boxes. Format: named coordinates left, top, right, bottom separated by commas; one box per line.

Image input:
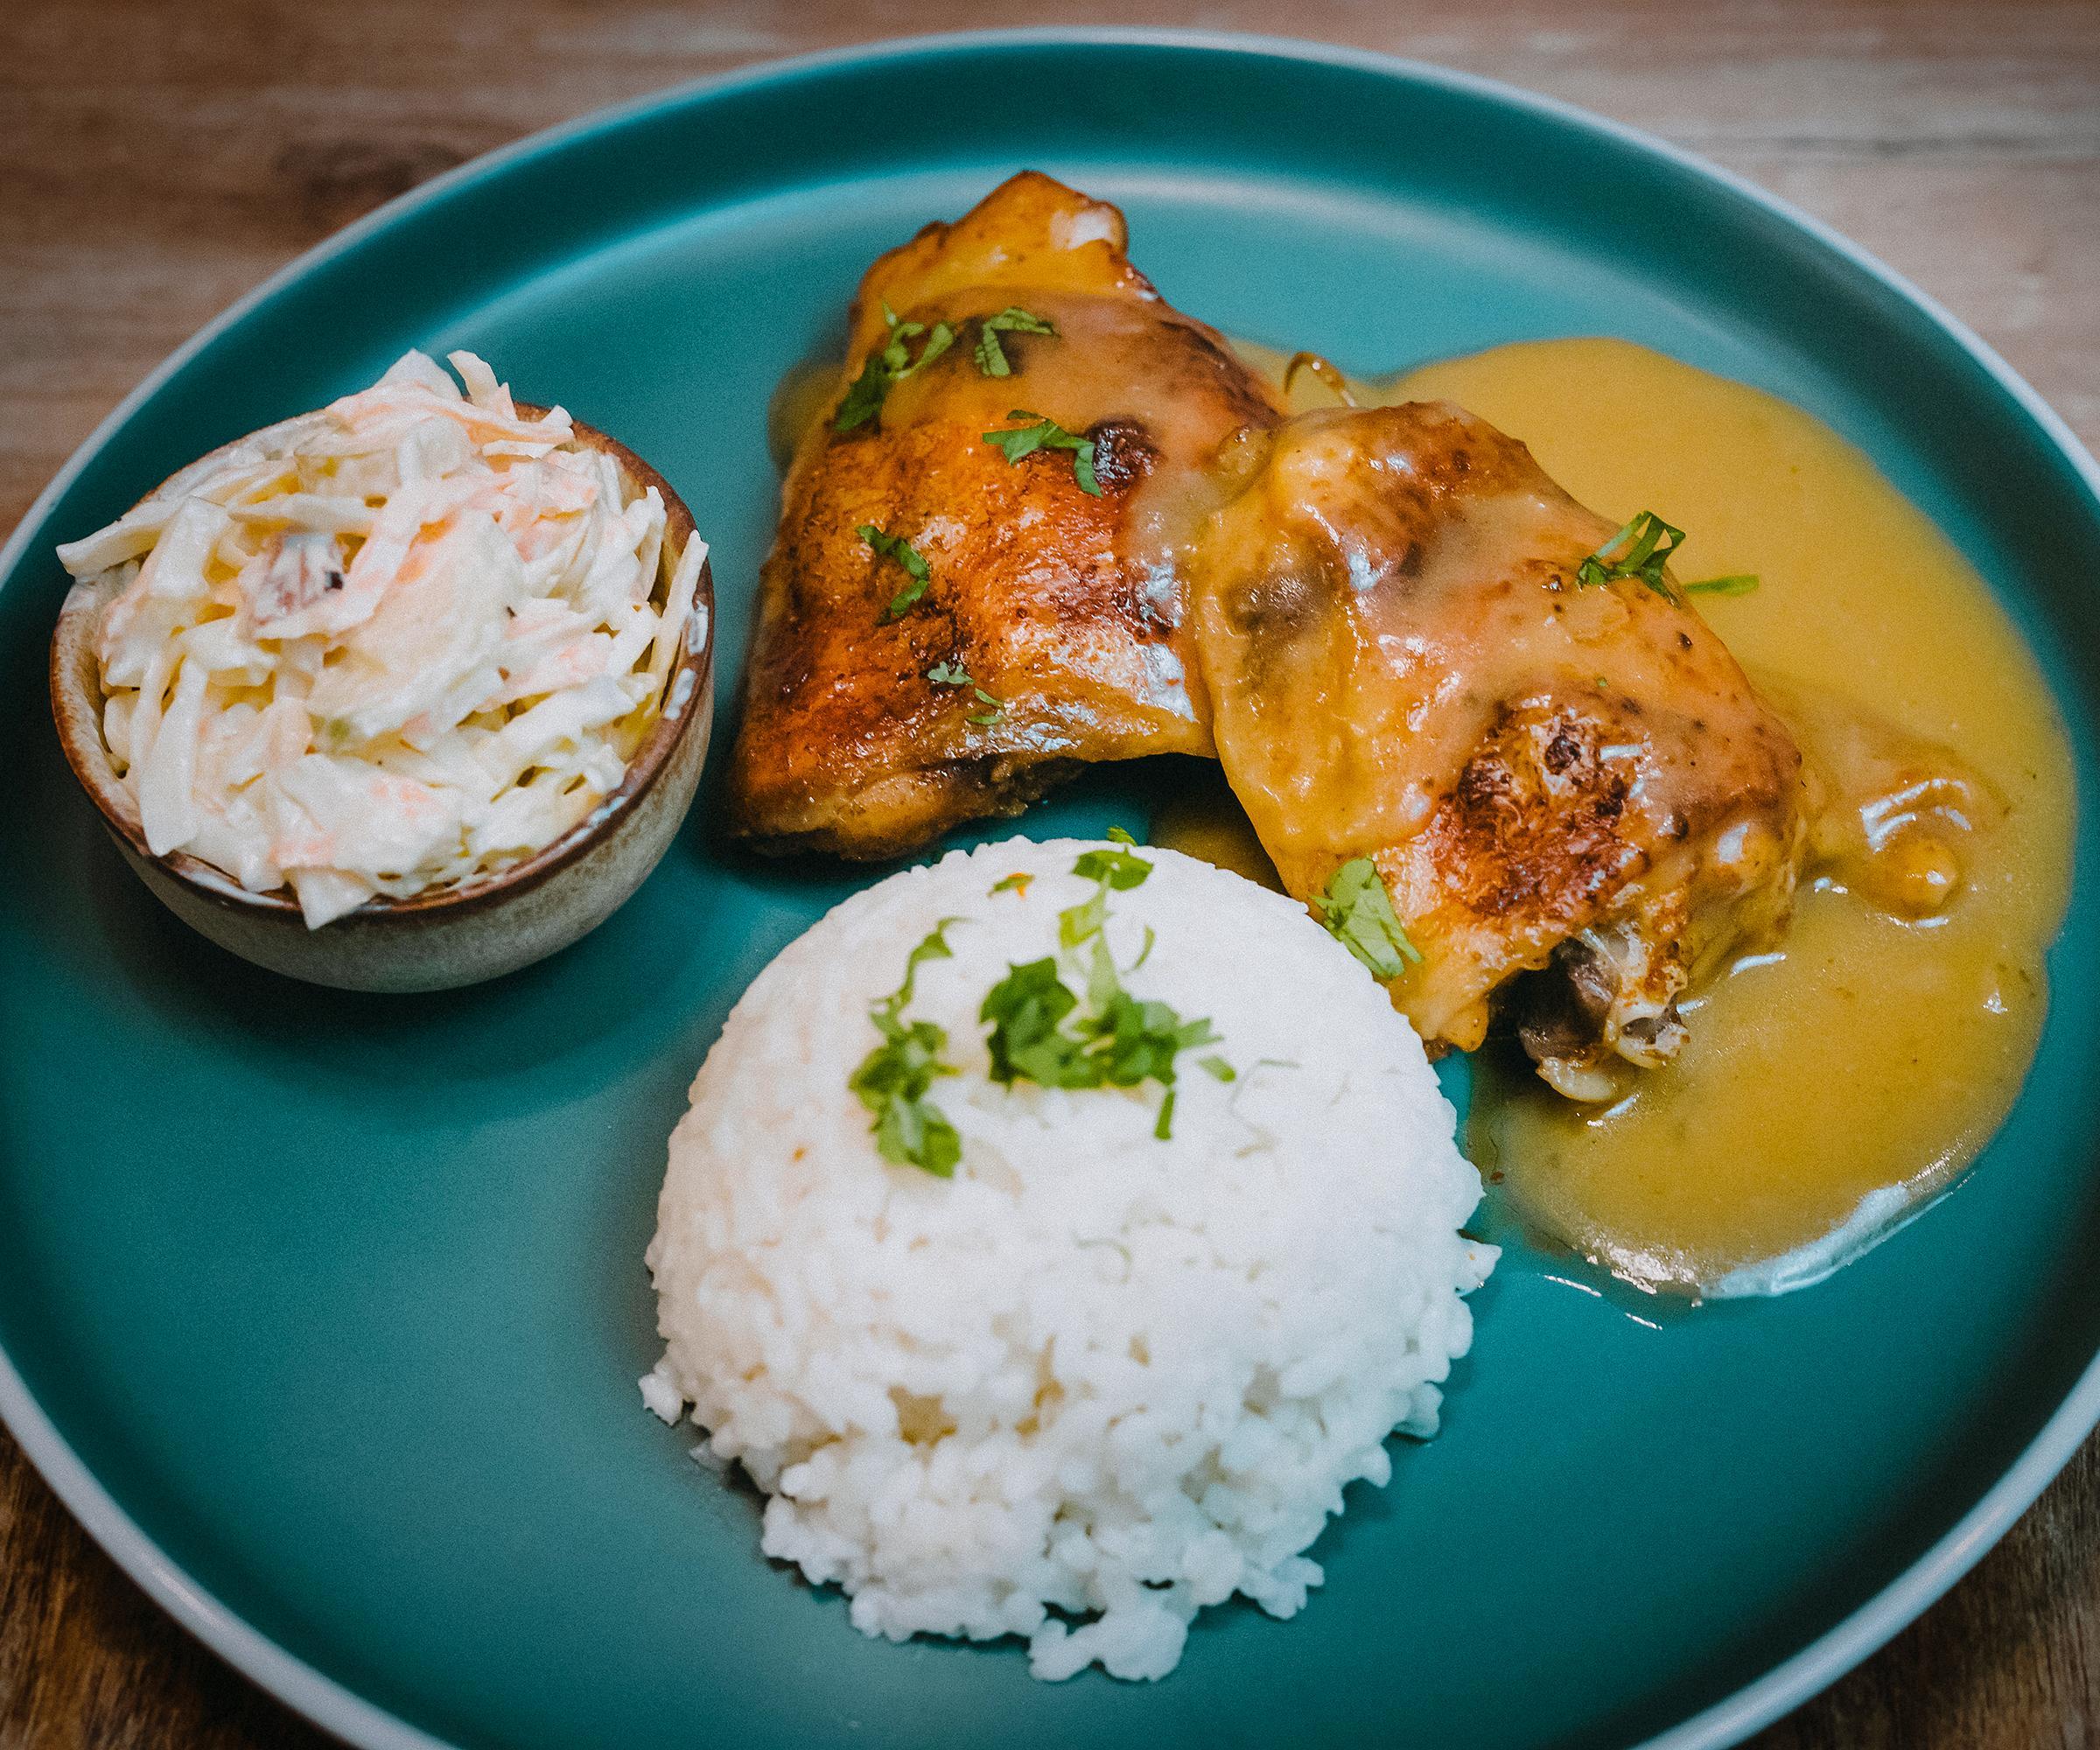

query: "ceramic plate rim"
left=3, top=28, right=2097, bottom=1750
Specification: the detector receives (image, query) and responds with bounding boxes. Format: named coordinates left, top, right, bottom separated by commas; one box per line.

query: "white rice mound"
left=643, top=837, right=1494, bottom=1682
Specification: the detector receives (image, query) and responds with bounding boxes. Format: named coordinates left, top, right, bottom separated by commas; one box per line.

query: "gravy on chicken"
left=1167, top=336, right=2073, bottom=1296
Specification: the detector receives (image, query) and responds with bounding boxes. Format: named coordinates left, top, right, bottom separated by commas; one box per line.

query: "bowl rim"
left=3, top=27, right=2099, bottom=1750
left=46, top=403, right=716, bottom=925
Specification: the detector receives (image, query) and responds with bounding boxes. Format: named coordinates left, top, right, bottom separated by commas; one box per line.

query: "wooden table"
left=3, top=2, right=2096, bottom=1743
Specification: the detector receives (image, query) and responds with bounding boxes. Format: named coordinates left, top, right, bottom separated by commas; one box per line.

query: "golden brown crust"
left=729, top=173, right=1806, bottom=1087
left=726, top=172, right=1281, bottom=858
left=846, top=171, right=1158, bottom=360
left=1188, top=401, right=1807, bottom=1063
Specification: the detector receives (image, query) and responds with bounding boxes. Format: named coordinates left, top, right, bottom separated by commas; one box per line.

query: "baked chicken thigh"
left=728, top=173, right=1810, bottom=1097
left=726, top=172, right=1280, bottom=858
left=1186, top=402, right=1809, bottom=1093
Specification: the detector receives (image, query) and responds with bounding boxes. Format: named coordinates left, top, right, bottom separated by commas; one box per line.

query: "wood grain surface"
left=3, top=2, right=2096, bottom=1745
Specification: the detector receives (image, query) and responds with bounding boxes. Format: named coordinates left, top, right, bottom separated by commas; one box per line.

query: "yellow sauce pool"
left=1172, top=337, right=2076, bottom=1296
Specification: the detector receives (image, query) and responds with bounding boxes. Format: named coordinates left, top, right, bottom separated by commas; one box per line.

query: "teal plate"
left=3, top=30, right=2097, bottom=1750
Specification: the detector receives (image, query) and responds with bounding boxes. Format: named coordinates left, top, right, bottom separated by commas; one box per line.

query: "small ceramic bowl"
left=48, top=410, right=715, bottom=992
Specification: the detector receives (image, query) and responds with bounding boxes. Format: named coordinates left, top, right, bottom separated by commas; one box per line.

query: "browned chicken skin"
left=1186, top=402, right=1808, bottom=1091
left=728, top=173, right=1812, bottom=1096
left=727, top=172, right=1281, bottom=858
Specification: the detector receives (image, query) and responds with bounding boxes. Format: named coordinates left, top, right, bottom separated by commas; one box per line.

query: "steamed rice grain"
left=644, top=837, right=1493, bottom=1680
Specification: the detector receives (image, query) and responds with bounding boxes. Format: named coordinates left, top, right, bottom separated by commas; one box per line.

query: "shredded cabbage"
left=58, top=350, right=709, bottom=928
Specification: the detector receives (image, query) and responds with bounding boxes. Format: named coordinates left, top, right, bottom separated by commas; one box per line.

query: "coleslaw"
left=57, top=350, right=707, bottom=928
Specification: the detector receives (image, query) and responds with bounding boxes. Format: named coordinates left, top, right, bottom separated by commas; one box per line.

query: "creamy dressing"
left=60, top=350, right=706, bottom=927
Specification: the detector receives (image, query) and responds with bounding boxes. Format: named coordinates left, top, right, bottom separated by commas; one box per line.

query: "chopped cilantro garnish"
left=888, top=920, right=958, bottom=1010
left=1059, top=841, right=1152, bottom=946
left=1575, top=511, right=1684, bottom=601
left=975, top=844, right=1223, bottom=1139
left=1084, top=933, right=1121, bottom=1013
left=859, top=524, right=932, bottom=620
left=1088, top=989, right=1221, bottom=1089
left=1575, top=513, right=1758, bottom=602
left=926, top=660, right=1004, bottom=722
left=851, top=1022, right=960, bottom=1173
left=989, top=872, right=1033, bottom=897
left=1106, top=825, right=1137, bottom=845
left=1311, top=858, right=1422, bottom=981
left=972, top=306, right=1058, bottom=378
left=981, top=410, right=1101, bottom=495
left=848, top=921, right=964, bottom=1176
left=1071, top=844, right=1152, bottom=891
left=1199, top=1054, right=1236, bottom=1082
left=979, top=950, right=1222, bottom=1123
left=981, top=957, right=1093, bottom=1087
left=1057, top=883, right=1108, bottom=949
left=833, top=368, right=888, bottom=436
left=834, top=304, right=956, bottom=433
